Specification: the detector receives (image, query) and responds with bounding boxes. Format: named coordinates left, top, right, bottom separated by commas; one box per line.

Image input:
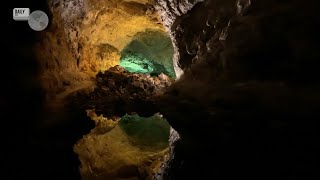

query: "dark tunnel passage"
left=5, top=0, right=320, bottom=179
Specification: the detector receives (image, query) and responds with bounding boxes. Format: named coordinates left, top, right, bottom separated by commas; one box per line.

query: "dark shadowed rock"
left=155, top=0, right=320, bottom=179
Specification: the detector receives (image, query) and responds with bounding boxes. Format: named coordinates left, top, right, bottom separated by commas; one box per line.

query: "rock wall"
left=36, top=0, right=166, bottom=104
left=155, top=0, right=320, bottom=179
left=154, top=0, right=204, bottom=78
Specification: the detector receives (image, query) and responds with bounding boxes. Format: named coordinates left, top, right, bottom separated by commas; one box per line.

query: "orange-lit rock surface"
left=37, top=0, right=166, bottom=102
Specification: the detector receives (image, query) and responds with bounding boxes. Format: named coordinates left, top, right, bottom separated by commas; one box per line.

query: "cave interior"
left=5, top=0, right=320, bottom=179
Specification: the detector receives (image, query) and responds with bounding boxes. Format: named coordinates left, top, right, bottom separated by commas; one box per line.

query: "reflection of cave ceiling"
left=74, top=110, right=170, bottom=180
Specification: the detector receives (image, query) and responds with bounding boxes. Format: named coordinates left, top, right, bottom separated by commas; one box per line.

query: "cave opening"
left=119, top=29, right=176, bottom=78
left=67, top=28, right=177, bottom=179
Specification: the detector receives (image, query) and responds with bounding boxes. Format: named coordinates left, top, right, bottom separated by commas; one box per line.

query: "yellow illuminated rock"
left=38, top=0, right=166, bottom=98
left=79, top=1, right=164, bottom=73
left=74, top=110, right=169, bottom=180
left=34, top=2, right=173, bottom=178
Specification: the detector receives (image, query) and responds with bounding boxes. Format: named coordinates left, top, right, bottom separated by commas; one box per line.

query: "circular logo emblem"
left=28, top=10, right=49, bottom=31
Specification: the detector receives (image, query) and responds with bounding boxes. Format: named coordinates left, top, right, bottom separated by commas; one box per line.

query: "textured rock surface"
left=33, top=0, right=181, bottom=132
left=154, top=0, right=320, bottom=179
left=68, top=65, right=173, bottom=118
left=36, top=0, right=167, bottom=107
left=154, top=0, right=204, bottom=78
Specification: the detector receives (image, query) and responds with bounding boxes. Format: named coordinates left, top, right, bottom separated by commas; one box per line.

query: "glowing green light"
left=120, top=52, right=172, bottom=77
left=119, top=53, right=154, bottom=74
left=119, top=114, right=170, bottom=147
left=119, top=30, right=176, bottom=78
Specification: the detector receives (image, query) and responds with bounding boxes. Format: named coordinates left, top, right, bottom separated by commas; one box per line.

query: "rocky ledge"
left=67, top=65, right=173, bottom=118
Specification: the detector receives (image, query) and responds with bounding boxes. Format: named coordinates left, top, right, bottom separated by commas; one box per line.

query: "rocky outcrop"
left=68, top=65, right=173, bottom=118
left=154, top=0, right=204, bottom=78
